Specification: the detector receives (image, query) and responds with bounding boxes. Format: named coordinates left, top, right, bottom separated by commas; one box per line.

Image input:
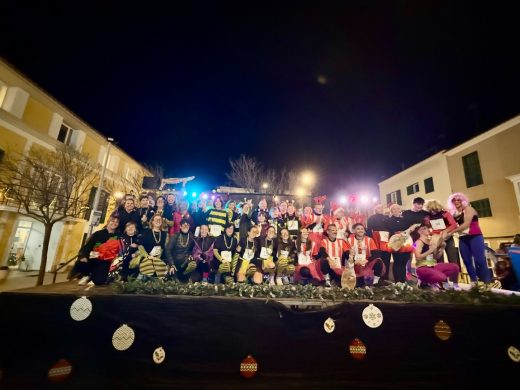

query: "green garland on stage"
left=111, top=280, right=520, bottom=305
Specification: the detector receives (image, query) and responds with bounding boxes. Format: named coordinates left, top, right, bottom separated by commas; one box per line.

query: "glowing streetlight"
left=114, top=191, right=125, bottom=200
left=339, top=196, right=347, bottom=204
left=191, top=192, right=197, bottom=198
left=300, top=171, right=316, bottom=187
left=372, top=196, right=379, bottom=203
left=360, top=195, right=369, bottom=204
left=295, top=187, right=305, bottom=197
left=183, top=191, right=188, bottom=197
left=262, top=182, right=269, bottom=189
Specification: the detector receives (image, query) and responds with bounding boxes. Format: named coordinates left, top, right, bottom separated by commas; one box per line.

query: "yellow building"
left=379, top=115, right=520, bottom=249
left=0, top=59, right=148, bottom=272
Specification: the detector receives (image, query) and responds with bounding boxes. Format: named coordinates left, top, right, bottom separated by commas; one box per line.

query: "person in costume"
left=236, top=225, right=259, bottom=283
left=206, top=196, right=229, bottom=237
left=285, top=202, right=300, bottom=240
left=313, top=223, right=349, bottom=287
left=252, top=198, right=269, bottom=224
left=192, top=225, right=215, bottom=283
left=366, top=204, right=392, bottom=281
left=413, top=223, right=459, bottom=289
left=130, top=213, right=168, bottom=279
left=275, top=228, right=297, bottom=285
left=238, top=200, right=254, bottom=242
left=172, top=200, right=194, bottom=234
left=269, top=206, right=285, bottom=234
left=117, top=221, right=140, bottom=281
left=166, top=218, right=196, bottom=281
left=255, top=225, right=278, bottom=285
left=154, top=196, right=172, bottom=232
left=346, top=223, right=385, bottom=287
left=327, top=201, right=350, bottom=240
left=294, top=226, right=321, bottom=284
left=424, top=199, right=460, bottom=274
left=213, top=223, right=239, bottom=284
left=192, top=199, right=208, bottom=229
left=226, top=200, right=241, bottom=232
left=74, top=215, right=121, bottom=285
left=300, top=206, right=314, bottom=228
left=256, top=211, right=270, bottom=238
left=447, top=192, right=491, bottom=284
left=117, top=198, right=143, bottom=234
left=347, top=203, right=366, bottom=231
left=386, top=204, right=414, bottom=283
left=138, top=195, right=155, bottom=229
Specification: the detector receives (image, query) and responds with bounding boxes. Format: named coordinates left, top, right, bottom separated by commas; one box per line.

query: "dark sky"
left=1, top=1, right=519, bottom=196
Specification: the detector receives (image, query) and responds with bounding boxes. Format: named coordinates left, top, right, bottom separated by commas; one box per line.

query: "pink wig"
left=447, top=192, right=469, bottom=213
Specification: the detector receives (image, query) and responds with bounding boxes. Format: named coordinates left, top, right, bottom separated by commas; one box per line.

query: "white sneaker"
left=78, top=276, right=91, bottom=285
left=275, top=277, right=283, bottom=286
left=282, top=276, right=290, bottom=285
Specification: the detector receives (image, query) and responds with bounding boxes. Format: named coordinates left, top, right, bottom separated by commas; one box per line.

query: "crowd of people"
left=71, top=189, right=512, bottom=290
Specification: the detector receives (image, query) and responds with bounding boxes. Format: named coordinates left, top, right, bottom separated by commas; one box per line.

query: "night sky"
left=1, top=1, right=519, bottom=197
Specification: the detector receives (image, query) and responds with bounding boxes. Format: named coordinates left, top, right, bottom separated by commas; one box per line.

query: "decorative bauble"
left=508, top=346, right=520, bottom=363
left=341, top=267, right=356, bottom=290
left=153, top=347, right=166, bottom=364
left=70, top=297, right=92, bottom=321
left=362, top=304, right=383, bottom=328
left=112, top=324, right=135, bottom=351
left=240, top=355, right=258, bottom=378
left=349, top=338, right=366, bottom=360
left=48, top=359, right=72, bottom=383
left=434, top=320, right=452, bottom=341
left=324, top=317, right=335, bottom=333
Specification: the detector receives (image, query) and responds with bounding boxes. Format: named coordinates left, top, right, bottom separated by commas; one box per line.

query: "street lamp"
left=301, top=171, right=316, bottom=187
left=88, top=137, right=114, bottom=236
left=262, top=182, right=269, bottom=189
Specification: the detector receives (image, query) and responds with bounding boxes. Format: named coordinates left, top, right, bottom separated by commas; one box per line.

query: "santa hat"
left=330, top=201, right=345, bottom=216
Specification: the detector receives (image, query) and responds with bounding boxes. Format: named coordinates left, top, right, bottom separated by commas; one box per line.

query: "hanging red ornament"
left=48, top=359, right=72, bottom=383
left=349, top=338, right=367, bottom=360
left=240, top=355, right=258, bottom=378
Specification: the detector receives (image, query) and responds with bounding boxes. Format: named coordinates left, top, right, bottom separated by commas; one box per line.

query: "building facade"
left=0, top=59, right=147, bottom=271
left=378, top=115, right=520, bottom=249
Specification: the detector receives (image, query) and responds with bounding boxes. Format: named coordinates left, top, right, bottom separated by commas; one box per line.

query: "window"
left=84, top=186, right=110, bottom=222
left=0, top=148, right=4, bottom=163
left=406, top=182, right=419, bottom=195
left=462, top=151, right=483, bottom=188
left=57, top=123, right=73, bottom=145
left=424, top=177, right=434, bottom=193
left=470, top=198, right=492, bottom=217
left=386, top=190, right=402, bottom=205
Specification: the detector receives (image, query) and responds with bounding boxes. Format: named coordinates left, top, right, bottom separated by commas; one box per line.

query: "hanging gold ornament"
left=324, top=317, right=335, bottom=333
left=362, top=304, right=383, bottom=328
left=507, top=346, right=520, bottom=363
left=153, top=346, right=166, bottom=364
left=112, top=324, right=135, bottom=351
left=70, top=296, right=92, bottom=321
left=433, top=320, right=452, bottom=341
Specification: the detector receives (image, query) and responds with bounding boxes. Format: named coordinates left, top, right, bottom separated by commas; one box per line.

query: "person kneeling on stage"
left=275, top=228, right=297, bottom=285
left=313, top=223, right=349, bottom=287
left=192, top=225, right=215, bottom=283
left=166, top=218, right=196, bottom=281
left=213, top=223, right=239, bottom=284
left=413, top=224, right=459, bottom=290
left=294, top=227, right=321, bottom=285
left=236, top=225, right=259, bottom=283
left=73, top=216, right=121, bottom=285
left=255, top=225, right=278, bottom=285
left=346, top=223, right=386, bottom=287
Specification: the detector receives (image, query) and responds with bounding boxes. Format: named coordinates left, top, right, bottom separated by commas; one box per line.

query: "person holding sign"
left=213, top=223, right=239, bottom=284
left=254, top=225, right=278, bottom=285
left=236, top=225, right=259, bottom=283
left=313, top=223, right=349, bottom=287
left=275, top=228, right=297, bottom=285
left=424, top=199, right=460, bottom=273
left=206, top=196, right=229, bottom=237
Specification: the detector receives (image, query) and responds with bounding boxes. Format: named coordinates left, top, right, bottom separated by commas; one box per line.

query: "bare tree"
left=261, top=168, right=298, bottom=195
left=0, top=145, right=98, bottom=285
left=226, top=155, right=263, bottom=193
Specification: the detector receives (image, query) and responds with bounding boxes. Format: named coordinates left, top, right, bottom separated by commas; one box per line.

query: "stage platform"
left=0, top=282, right=519, bottom=389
